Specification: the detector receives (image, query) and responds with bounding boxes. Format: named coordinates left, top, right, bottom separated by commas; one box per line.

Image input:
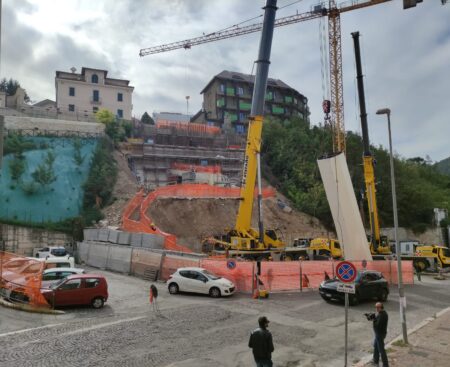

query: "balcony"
left=90, top=97, right=102, bottom=105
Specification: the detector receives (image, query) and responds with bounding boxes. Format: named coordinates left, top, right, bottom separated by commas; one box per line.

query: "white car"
left=33, top=246, right=68, bottom=258
left=167, top=267, right=235, bottom=298
left=41, top=267, right=86, bottom=288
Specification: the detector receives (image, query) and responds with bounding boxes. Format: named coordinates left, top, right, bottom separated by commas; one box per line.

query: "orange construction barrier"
left=0, top=252, right=49, bottom=308
left=156, top=121, right=221, bottom=135
left=171, top=163, right=222, bottom=174
left=122, top=184, right=276, bottom=252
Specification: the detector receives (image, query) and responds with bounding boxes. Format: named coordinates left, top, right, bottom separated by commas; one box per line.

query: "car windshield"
left=202, top=270, right=220, bottom=280
left=50, top=278, right=66, bottom=289
left=50, top=248, right=67, bottom=256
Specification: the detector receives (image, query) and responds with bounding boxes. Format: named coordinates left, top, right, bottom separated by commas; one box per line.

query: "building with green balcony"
left=191, top=70, right=309, bottom=134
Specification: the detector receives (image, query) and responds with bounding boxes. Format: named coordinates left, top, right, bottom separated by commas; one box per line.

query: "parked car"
left=167, top=267, right=235, bottom=298
left=35, top=256, right=75, bottom=269
left=41, top=274, right=108, bottom=309
left=319, top=270, right=389, bottom=305
left=41, top=267, right=85, bottom=288
left=33, top=246, right=68, bottom=258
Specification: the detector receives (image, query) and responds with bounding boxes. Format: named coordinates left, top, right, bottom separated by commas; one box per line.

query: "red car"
left=41, top=274, right=108, bottom=309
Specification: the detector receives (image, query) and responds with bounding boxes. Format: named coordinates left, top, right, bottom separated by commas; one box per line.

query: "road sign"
left=337, top=283, right=356, bottom=294
left=336, top=261, right=357, bottom=283
left=226, top=259, right=236, bottom=270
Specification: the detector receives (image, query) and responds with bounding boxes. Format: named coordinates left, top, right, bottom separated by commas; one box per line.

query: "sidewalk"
left=357, top=306, right=450, bottom=367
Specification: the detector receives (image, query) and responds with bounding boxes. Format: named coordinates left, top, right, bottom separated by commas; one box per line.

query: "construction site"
left=1, top=1, right=450, bottom=367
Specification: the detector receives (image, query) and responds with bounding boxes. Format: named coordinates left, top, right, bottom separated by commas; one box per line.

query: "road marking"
left=60, top=315, right=146, bottom=336
left=0, top=315, right=146, bottom=339
left=0, top=323, right=65, bottom=338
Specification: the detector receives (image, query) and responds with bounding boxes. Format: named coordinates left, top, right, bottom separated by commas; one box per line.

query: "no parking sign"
left=226, top=259, right=236, bottom=270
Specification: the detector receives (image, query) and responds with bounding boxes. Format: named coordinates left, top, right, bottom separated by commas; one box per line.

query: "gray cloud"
left=2, top=0, right=449, bottom=161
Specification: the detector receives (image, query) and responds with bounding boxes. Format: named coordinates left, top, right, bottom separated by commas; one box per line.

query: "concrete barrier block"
left=77, top=242, right=90, bottom=264
left=107, top=246, right=132, bottom=273
left=87, top=243, right=109, bottom=269
left=98, top=229, right=109, bottom=242
left=108, top=229, right=120, bottom=244
left=84, top=229, right=98, bottom=241
left=130, top=232, right=143, bottom=247
left=142, top=234, right=164, bottom=249
left=118, top=231, right=131, bottom=245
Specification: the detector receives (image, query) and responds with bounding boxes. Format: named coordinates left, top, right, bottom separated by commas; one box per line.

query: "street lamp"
left=376, top=108, right=408, bottom=344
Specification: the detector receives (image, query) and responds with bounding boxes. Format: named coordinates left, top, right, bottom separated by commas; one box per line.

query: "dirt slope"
left=148, top=196, right=332, bottom=252
left=102, top=150, right=139, bottom=227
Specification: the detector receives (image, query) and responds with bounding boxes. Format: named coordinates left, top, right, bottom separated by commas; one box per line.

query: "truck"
left=403, top=245, right=450, bottom=272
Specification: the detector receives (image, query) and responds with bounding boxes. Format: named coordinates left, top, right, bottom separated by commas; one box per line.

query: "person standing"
left=372, top=302, right=389, bottom=367
left=248, top=316, right=274, bottom=367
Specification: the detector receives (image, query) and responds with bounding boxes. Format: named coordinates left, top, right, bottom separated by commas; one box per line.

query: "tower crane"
left=139, top=0, right=393, bottom=153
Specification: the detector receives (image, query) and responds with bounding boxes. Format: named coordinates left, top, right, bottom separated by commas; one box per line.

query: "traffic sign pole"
left=336, top=261, right=357, bottom=367
left=345, top=292, right=348, bottom=367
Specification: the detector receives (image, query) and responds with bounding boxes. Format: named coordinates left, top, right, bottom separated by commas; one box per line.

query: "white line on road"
left=0, top=315, right=146, bottom=339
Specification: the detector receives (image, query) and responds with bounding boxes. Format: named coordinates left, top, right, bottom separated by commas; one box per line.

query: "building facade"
left=55, top=67, right=134, bottom=120
left=191, top=70, right=310, bottom=133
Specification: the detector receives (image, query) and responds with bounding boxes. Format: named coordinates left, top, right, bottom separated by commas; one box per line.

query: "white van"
left=34, top=255, right=75, bottom=269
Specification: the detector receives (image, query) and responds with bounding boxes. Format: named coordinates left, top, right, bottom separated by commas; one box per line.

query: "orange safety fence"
left=122, top=184, right=277, bottom=252
left=0, top=251, right=50, bottom=308
left=171, top=163, right=222, bottom=174
left=156, top=121, right=221, bottom=135
left=197, top=259, right=414, bottom=293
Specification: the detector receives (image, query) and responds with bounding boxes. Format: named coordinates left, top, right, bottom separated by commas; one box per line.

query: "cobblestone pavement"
left=1, top=272, right=450, bottom=367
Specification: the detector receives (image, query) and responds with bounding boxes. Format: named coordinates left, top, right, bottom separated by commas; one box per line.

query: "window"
left=93, top=90, right=99, bottom=102
left=237, top=87, right=244, bottom=96
left=219, top=84, right=225, bottom=93
left=93, top=107, right=98, bottom=113
left=85, top=278, right=100, bottom=288
left=69, top=87, right=75, bottom=96
left=69, top=104, right=75, bottom=112
left=91, top=74, right=98, bottom=83
left=235, top=124, right=245, bottom=134
left=43, top=272, right=58, bottom=281
left=59, top=279, right=81, bottom=290
left=117, top=109, right=123, bottom=118
left=117, top=93, right=123, bottom=102
left=179, top=270, right=191, bottom=278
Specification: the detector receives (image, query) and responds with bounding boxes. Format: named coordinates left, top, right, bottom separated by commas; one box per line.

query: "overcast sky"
left=2, top=0, right=449, bottom=161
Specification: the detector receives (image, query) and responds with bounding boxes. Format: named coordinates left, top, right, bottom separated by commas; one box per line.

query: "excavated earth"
left=148, top=196, right=332, bottom=252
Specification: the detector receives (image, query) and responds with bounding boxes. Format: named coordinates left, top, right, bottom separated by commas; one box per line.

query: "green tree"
left=8, top=158, right=25, bottom=181
left=141, top=112, right=154, bottom=125
left=32, top=151, right=57, bottom=189
left=95, top=108, right=115, bottom=125
left=73, top=138, right=85, bottom=166
left=0, top=78, right=30, bottom=102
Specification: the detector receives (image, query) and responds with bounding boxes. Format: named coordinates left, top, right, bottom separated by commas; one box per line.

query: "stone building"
left=55, top=67, right=134, bottom=120
left=191, top=70, right=310, bottom=133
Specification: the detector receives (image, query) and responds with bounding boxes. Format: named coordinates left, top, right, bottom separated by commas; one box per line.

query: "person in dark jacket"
left=372, top=302, right=389, bottom=367
left=248, top=316, right=274, bottom=367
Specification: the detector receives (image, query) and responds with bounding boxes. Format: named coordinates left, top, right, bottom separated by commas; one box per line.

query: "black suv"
left=319, top=270, right=389, bottom=305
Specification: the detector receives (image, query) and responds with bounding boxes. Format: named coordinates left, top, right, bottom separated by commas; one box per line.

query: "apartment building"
left=55, top=67, right=134, bottom=120
left=191, top=70, right=309, bottom=133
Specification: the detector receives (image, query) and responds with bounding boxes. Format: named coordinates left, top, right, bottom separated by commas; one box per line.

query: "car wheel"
left=378, top=289, right=388, bottom=302
left=414, top=259, right=428, bottom=272
left=168, top=283, right=179, bottom=295
left=209, top=287, right=221, bottom=298
left=91, top=297, right=104, bottom=309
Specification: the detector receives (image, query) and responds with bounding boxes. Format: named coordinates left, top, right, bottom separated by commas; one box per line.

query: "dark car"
left=319, top=270, right=389, bottom=305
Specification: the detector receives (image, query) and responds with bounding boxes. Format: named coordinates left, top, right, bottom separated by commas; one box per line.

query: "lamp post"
left=376, top=108, right=408, bottom=344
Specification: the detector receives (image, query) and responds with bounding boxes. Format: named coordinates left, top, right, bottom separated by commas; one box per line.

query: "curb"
left=353, top=306, right=450, bottom=366
left=0, top=297, right=65, bottom=315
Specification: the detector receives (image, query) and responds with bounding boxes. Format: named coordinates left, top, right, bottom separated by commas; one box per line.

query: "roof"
left=43, top=267, right=84, bottom=273
left=200, top=70, right=299, bottom=94
left=33, top=99, right=56, bottom=107
left=175, top=267, right=206, bottom=272
left=66, top=273, right=106, bottom=279
left=153, top=112, right=191, bottom=123
left=56, top=67, right=132, bottom=88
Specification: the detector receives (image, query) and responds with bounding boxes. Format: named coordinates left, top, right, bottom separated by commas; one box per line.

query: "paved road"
left=1, top=271, right=449, bottom=367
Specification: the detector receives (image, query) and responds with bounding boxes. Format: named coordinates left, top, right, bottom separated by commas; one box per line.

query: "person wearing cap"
left=371, top=302, right=389, bottom=367
left=248, top=316, right=274, bottom=367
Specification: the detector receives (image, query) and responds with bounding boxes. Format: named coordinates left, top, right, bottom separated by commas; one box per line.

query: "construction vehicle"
left=352, top=31, right=392, bottom=257
left=406, top=245, right=450, bottom=272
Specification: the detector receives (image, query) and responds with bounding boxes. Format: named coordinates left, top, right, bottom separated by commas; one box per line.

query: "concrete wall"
left=0, top=223, right=73, bottom=256
left=82, top=228, right=164, bottom=249
left=381, top=226, right=446, bottom=245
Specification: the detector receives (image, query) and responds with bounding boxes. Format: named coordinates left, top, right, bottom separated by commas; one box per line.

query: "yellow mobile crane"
left=351, top=32, right=390, bottom=255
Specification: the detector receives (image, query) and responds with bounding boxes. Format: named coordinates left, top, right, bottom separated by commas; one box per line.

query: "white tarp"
left=317, top=153, right=373, bottom=261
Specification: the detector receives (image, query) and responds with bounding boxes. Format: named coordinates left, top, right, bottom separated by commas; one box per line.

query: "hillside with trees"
left=261, top=117, right=450, bottom=233
left=436, top=157, right=450, bottom=176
